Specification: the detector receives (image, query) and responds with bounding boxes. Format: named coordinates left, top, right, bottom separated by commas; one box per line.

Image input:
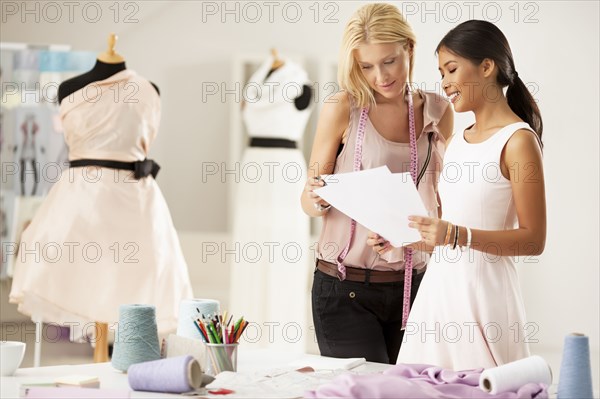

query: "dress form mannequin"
left=58, top=34, right=159, bottom=105
left=58, top=34, right=131, bottom=364
left=244, top=49, right=312, bottom=112
left=265, top=49, right=312, bottom=110
left=230, top=49, right=313, bottom=353
left=11, top=34, right=192, bottom=367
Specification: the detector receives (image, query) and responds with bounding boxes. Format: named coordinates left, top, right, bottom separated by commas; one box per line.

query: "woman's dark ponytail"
left=506, top=73, right=543, bottom=142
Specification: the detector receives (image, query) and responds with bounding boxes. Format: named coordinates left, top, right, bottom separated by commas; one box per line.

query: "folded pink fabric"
left=305, top=364, right=548, bottom=398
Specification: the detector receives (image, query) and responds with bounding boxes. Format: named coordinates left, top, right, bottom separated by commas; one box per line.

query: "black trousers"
left=311, top=265, right=425, bottom=364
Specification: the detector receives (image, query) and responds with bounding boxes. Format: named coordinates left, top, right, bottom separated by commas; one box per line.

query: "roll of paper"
left=479, top=355, right=552, bottom=394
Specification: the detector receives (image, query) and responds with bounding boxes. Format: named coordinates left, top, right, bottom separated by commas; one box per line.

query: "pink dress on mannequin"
left=10, top=70, right=193, bottom=339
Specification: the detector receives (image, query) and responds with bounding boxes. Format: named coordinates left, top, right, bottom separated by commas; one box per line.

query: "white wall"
left=2, top=0, right=598, bottom=387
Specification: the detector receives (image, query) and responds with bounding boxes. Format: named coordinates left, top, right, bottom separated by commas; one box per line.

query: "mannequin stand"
left=93, top=322, right=109, bottom=363
left=33, top=314, right=42, bottom=367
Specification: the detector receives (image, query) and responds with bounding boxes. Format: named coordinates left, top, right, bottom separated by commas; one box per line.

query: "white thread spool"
left=479, top=355, right=552, bottom=394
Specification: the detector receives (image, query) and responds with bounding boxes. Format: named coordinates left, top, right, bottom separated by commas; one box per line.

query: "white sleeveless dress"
left=397, top=122, right=536, bottom=370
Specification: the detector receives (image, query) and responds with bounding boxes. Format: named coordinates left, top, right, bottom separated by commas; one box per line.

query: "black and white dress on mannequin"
left=230, top=56, right=313, bottom=352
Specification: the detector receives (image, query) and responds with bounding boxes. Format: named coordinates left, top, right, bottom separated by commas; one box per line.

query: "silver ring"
left=314, top=202, right=331, bottom=212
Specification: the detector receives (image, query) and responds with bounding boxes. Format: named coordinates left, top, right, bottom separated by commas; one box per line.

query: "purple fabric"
left=305, top=364, right=548, bottom=399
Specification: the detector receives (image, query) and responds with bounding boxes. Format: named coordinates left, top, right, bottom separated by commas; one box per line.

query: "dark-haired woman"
left=397, top=20, right=546, bottom=370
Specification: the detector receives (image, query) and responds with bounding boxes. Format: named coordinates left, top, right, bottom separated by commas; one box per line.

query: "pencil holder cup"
left=203, top=343, right=238, bottom=376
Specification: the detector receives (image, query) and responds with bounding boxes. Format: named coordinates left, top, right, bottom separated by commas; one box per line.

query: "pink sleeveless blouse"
left=317, top=90, right=449, bottom=271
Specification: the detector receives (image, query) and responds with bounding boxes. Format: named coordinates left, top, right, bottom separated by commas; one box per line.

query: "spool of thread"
left=558, top=333, right=594, bottom=398
left=166, top=334, right=205, bottom=364
left=176, top=299, right=219, bottom=339
left=128, top=355, right=202, bottom=394
left=111, top=304, right=161, bottom=372
left=479, top=355, right=552, bottom=394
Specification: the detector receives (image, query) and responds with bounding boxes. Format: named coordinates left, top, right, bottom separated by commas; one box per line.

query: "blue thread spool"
left=558, top=333, right=594, bottom=398
left=111, top=304, right=161, bottom=372
left=176, top=299, right=219, bottom=340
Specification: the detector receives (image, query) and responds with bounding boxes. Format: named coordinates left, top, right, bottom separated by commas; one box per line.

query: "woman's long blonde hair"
left=338, top=3, right=416, bottom=108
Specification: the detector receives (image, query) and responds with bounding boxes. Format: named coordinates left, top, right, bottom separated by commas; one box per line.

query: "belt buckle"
left=364, top=269, right=371, bottom=285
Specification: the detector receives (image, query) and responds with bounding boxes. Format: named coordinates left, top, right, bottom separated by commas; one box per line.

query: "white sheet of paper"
left=320, top=165, right=391, bottom=186
left=287, top=356, right=366, bottom=370
left=315, top=167, right=428, bottom=247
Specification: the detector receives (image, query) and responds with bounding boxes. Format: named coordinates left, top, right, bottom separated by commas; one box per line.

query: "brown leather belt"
left=316, top=259, right=425, bottom=283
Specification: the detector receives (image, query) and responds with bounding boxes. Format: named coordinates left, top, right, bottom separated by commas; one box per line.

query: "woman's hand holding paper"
left=408, top=215, right=450, bottom=247
left=367, top=231, right=435, bottom=261
left=304, top=176, right=331, bottom=210
left=366, top=231, right=391, bottom=255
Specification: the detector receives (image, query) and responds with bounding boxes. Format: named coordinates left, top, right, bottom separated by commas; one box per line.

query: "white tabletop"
left=1, top=349, right=391, bottom=398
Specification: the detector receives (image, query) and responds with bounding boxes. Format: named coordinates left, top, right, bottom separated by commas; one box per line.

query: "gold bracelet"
left=444, top=222, right=453, bottom=245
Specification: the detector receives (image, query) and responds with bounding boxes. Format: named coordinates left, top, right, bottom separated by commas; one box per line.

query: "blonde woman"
left=301, top=3, right=453, bottom=364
